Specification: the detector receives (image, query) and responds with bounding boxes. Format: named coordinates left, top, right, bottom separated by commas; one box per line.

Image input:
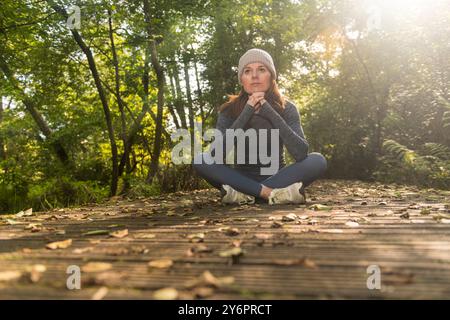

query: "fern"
left=422, top=143, right=450, bottom=160
left=382, top=139, right=417, bottom=164
left=443, top=110, right=450, bottom=129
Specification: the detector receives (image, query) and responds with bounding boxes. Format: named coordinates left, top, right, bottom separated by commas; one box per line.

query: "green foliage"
left=122, top=176, right=161, bottom=198
left=1, top=0, right=450, bottom=214
left=27, top=177, right=109, bottom=211
left=375, top=140, right=450, bottom=189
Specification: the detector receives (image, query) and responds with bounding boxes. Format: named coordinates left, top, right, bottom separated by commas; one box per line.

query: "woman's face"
left=241, top=62, right=272, bottom=94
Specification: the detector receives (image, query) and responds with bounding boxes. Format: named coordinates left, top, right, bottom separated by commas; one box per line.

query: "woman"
left=193, top=48, right=327, bottom=205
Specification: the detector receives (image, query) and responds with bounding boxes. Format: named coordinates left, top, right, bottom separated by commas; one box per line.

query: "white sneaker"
left=268, top=182, right=305, bottom=205
left=222, top=185, right=255, bottom=205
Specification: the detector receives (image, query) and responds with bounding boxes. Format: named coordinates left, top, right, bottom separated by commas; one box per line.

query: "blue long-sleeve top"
left=214, top=100, right=309, bottom=175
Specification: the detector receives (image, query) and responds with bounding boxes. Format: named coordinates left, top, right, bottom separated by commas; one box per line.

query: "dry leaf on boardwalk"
left=91, top=287, right=108, bottom=300
left=219, top=227, right=240, bottom=236
left=308, top=204, right=332, bottom=211
left=148, top=259, right=173, bottom=269
left=219, top=247, right=243, bottom=258
left=109, top=229, right=128, bottom=238
left=186, top=245, right=213, bottom=256
left=46, top=239, right=72, bottom=250
left=153, top=287, right=178, bottom=300
left=81, top=262, right=113, bottom=273
left=0, top=271, right=22, bottom=282
left=25, top=264, right=47, bottom=283
left=83, top=230, right=109, bottom=236
left=345, top=221, right=359, bottom=228
left=187, top=233, right=205, bottom=243
left=271, top=258, right=317, bottom=269
left=282, top=213, right=298, bottom=222
left=73, top=247, right=94, bottom=254
left=184, top=270, right=234, bottom=289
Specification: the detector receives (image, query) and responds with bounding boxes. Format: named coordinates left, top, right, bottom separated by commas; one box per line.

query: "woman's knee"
left=192, top=153, right=206, bottom=174
left=307, top=152, right=328, bottom=174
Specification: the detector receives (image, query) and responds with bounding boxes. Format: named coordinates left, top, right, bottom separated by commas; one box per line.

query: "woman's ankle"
left=259, top=184, right=273, bottom=200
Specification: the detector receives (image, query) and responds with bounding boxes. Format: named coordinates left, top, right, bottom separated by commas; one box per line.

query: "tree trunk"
left=49, top=1, right=119, bottom=196
left=166, top=67, right=181, bottom=129
left=191, top=46, right=205, bottom=121
left=183, top=53, right=195, bottom=148
left=143, top=0, right=165, bottom=184
left=0, top=96, right=5, bottom=161
left=172, top=63, right=188, bottom=128
left=108, top=9, right=131, bottom=193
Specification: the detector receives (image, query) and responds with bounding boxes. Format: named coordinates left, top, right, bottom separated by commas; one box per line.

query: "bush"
left=373, top=140, right=450, bottom=189
left=27, top=177, right=109, bottom=211
left=121, top=176, right=160, bottom=198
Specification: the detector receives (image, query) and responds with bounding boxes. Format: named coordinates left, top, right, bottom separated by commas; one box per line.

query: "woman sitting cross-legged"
left=193, top=48, right=327, bottom=205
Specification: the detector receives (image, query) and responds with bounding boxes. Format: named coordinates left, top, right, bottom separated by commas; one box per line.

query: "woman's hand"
left=247, top=92, right=266, bottom=113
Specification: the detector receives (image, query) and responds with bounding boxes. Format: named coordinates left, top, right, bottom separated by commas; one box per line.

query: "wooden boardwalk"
left=1, top=180, right=449, bottom=299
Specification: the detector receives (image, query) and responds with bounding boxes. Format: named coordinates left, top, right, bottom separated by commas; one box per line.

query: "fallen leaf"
left=192, top=286, right=215, bottom=298
left=16, top=208, right=33, bottom=218
left=148, top=259, right=173, bottom=269
left=6, top=219, right=23, bottom=225
left=46, top=239, right=72, bottom=250
left=25, top=264, right=47, bottom=283
left=345, top=221, right=359, bottom=228
left=186, top=244, right=213, bottom=256
left=219, top=247, right=243, bottom=258
left=187, top=233, right=205, bottom=243
left=308, top=204, right=332, bottom=211
left=271, top=221, right=283, bottom=228
left=231, top=240, right=242, bottom=247
left=109, top=229, right=128, bottom=238
left=73, top=247, right=94, bottom=254
left=271, top=258, right=317, bottom=269
left=184, top=270, right=234, bottom=289
left=400, top=212, right=410, bottom=219
left=83, top=230, right=110, bottom=236
left=282, top=213, right=297, bottom=222
left=0, top=271, right=22, bottom=282
left=91, top=287, right=108, bottom=300
left=24, top=223, right=43, bottom=232
left=153, top=287, right=178, bottom=300
left=254, top=233, right=272, bottom=240
left=201, top=270, right=234, bottom=287
left=93, top=272, right=126, bottom=285
left=219, top=227, right=240, bottom=236
left=81, top=262, right=113, bottom=273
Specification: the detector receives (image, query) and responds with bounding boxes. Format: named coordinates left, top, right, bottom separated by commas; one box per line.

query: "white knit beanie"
left=238, top=48, right=277, bottom=85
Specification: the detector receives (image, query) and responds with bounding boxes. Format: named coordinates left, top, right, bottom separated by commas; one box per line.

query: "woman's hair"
left=218, top=79, right=286, bottom=118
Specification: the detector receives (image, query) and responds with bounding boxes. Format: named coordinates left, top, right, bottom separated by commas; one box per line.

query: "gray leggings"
left=193, top=152, right=327, bottom=198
